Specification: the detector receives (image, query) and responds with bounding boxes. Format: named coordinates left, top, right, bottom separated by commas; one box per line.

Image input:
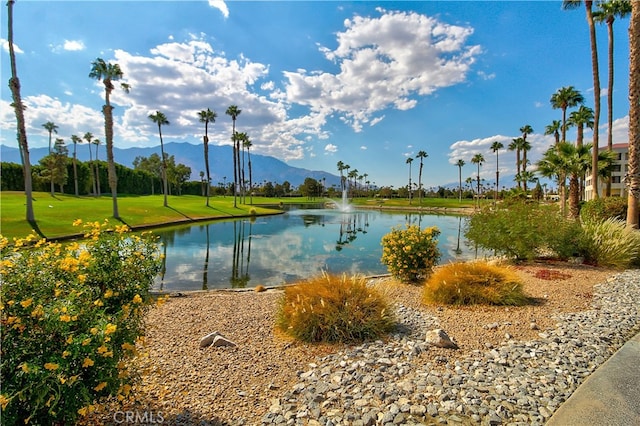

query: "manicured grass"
left=0, top=192, right=282, bottom=240
left=350, top=196, right=477, bottom=209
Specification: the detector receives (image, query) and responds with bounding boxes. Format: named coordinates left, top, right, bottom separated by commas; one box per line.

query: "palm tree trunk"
left=568, top=173, right=580, bottom=219
left=7, top=0, right=34, bottom=223
left=73, top=146, right=78, bottom=196
left=88, top=143, right=96, bottom=196
left=587, top=1, right=601, bottom=200
left=103, top=104, right=119, bottom=219
left=204, top=135, right=211, bottom=207
left=605, top=17, right=615, bottom=197
left=627, top=1, right=640, bottom=228
left=495, top=152, right=499, bottom=204
left=95, top=142, right=101, bottom=196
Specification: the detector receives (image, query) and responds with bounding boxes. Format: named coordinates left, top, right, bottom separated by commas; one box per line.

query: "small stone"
left=199, top=331, right=220, bottom=347
left=425, top=329, right=459, bottom=349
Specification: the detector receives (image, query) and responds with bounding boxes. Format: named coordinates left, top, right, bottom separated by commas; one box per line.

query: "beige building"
left=584, top=143, right=629, bottom=200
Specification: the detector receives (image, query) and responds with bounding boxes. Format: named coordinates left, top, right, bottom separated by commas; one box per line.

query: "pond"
left=152, top=207, right=480, bottom=291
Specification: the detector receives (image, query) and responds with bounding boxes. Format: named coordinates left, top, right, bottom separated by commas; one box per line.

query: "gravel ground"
left=90, top=262, right=620, bottom=425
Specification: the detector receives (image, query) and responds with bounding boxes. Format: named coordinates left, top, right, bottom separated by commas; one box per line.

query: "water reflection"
left=154, top=209, right=480, bottom=291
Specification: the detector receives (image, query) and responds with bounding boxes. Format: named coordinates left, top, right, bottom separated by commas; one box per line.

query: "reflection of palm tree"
left=202, top=224, right=210, bottom=291
left=455, top=216, right=463, bottom=255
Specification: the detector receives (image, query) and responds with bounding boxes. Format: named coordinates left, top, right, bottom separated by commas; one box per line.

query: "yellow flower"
left=93, top=299, right=104, bottom=307
left=104, top=289, right=114, bottom=298
left=97, top=345, right=108, bottom=354
left=66, top=335, right=74, bottom=344
left=90, top=327, right=99, bottom=335
left=62, top=350, right=71, bottom=358
left=77, top=274, right=87, bottom=283
left=54, top=288, right=63, bottom=297
left=59, top=376, right=66, bottom=384
left=20, top=298, right=33, bottom=308
left=82, top=357, right=94, bottom=368
left=0, top=394, right=9, bottom=410
left=72, top=219, right=83, bottom=227
left=44, top=362, right=59, bottom=371
left=59, top=314, right=71, bottom=322
left=82, top=338, right=91, bottom=346
left=132, top=294, right=143, bottom=304
left=94, top=382, right=107, bottom=392
left=104, top=323, right=117, bottom=335
left=20, top=363, right=29, bottom=373
left=121, top=342, right=136, bottom=351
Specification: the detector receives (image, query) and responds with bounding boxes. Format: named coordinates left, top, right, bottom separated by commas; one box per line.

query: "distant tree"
left=508, top=137, right=524, bottom=189
left=225, top=105, right=242, bottom=207
left=405, top=157, right=413, bottom=204
left=89, top=57, right=131, bottom=219
left=456, top=159, right=465, bottom=202
left=594, top=0, right=632, bottom=197
left=133, top=153, right=162, bottom=195
left=198, top=108, right=217, bottom=206
left=148, top=111, right=170, bottom=207
left=42, top=121, right=58, bottom=196
left=93, top=138, right=102, bottom=196
left=568, top=105, right=595, bottom=198
left=550, top=86, right=585, bottom=143
left=490, top=141, right=504, bottom=203
left=471, top=153, right=485, bottom=207
left=545, top=120, right=562, bottom=145
left=337, top=161, right=347, bottom=194
left=416, top=150, right=428, bottom=205
left=7, top=0, right=35, bottom=222
left=70, top=134, right=81, bottom=196
left=83, top=132, right=97, bottom=195
left=243, top=134, right=253, bottom=204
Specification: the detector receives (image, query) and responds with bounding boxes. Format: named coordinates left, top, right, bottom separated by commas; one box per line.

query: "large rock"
left=199, top=332, right=238, bottom=348
left=199, top=331, right=220, bottom=348
left=425, top=329, right=459, bottom=349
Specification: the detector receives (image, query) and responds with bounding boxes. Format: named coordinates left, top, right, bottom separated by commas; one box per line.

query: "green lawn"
left=0, top=192, right=284, bottom=240
left=350, top=196, right=477, bottom=209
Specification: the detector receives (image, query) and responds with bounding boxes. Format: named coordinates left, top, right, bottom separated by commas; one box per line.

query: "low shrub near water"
left=0, top=220, right=162, bottom=425
left=276, top=273, right=395, bottom=343
left=423, top=261, right=529, bottom=306
left=581, top=218, right=640, bottom=268
left=380, top=224, right=441, bottom=284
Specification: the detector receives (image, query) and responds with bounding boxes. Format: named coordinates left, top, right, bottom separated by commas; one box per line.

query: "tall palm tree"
left=545, top=120, right=562, bottom=145
left=89, top=58, right=130, bottom=219
left=83, top=132, right=97, bottom=195
left=70, top=134, right=81, bottom=196
left=456, top=159, right=465, bottom=202
left=198, top=108, right=217, bottom=206
left=508, top=137, right=524, bottom=189
left=236, top=132, right=249, bottom=202
left=594, top=0, right=632, bottom=197
left=627, top=0, right=639, bottom=227
left=490, top=141, right=504, bottom=203
left=471, top=153, right=485, bottom=207
left=563, top=0, right=602, bottom=200
left=243, top=134, right=253, bottom=205
left=148, top=111, right=170, bottom=207
left=520, top=139, right=532, bottom=191
left=337, top=161, right=346, bottom=194
left=7, top=0, right=34, bottom=222
left=405, top=157, right=413, bottom=204
left=343, top=164, right=351, bottom=196
left=520, top=125, right=533, bottom=145
left=225, top=105, right=242, bottom=207
left=568, top=105, right=595, bottom=148
left=550, top=86, right=585, bottom=143
left=42, top=121, right=58, bottom=196
left=416, top=150, right=428, bottom=205
left=348, top=169, right=359, bottom=196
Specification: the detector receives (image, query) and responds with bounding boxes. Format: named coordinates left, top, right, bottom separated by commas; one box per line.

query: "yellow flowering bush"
left=380, top=224, right=441, bottom=284
left=0, top=220, right=161, bottom=425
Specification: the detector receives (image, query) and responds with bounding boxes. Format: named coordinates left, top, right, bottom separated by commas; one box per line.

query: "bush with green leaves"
left=580, top=197, right=628, bottom=224
left=423, top=261, right=529, bottom=306
left=276, top=273, right=395, bottom=343
left=465, top=201, right=586, bottom=261
left=0, top=220, right=162, bottom=425
left=380, top=225, right=441, bottom=283
left=581, top=218, right=640, bottom=268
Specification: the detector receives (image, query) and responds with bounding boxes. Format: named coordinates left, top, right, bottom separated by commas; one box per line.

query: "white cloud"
left=324, top=143, right=338, bottom=153
left=360, top=145, right=367, bottom=150
left=63, top=40, right=85, bottom=51
left=283, top=8, right=481, bottom=132
left=1, top=38, right=23, bottom=54
left=208, top=0, right=229, bottom=18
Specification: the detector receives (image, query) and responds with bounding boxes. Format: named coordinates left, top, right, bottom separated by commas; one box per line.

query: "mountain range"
left=0, top=142, right=341, bottom=189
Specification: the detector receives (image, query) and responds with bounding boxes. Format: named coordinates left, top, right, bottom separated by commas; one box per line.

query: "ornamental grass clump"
left=276, top=273, right=395, bottom=343
left=422, top=261, right=529, bottom=306
left=380, top=225, right=441, bottom=284
left=581, top=218, right=640, bottom=268
left=0, top=220, right=162, bottom=425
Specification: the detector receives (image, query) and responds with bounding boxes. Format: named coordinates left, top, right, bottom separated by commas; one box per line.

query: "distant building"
left=584, top=143, right=629, bottom=200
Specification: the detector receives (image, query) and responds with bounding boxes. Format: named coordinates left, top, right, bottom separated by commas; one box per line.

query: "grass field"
left=1, top=191, right=477, bottom=240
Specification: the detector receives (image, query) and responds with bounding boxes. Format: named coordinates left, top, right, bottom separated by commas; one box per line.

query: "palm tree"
left=550, top=86, right=585, bottom=143
left=93, top=138, right=101, bottom=196
left=627, top=0, right=639, bottom=227
left=42, top=121, right=58, bottom=196
left=243, top=134, right=253, bottom=204
left=416, top=150, right=428, bottom=205
left=235, top=132, right=249, bottom=202
left=225, top=105, right=242, bottom=208
left=148, top=111, right=170, bottom=207
left=198, top=108, right=217, bottom=206
left=508, top=137, right=524, bottom=189
left=520, top=139, right=532, bottom=191
left=7, top=0, right=34, bottom=223
left=70, top=134, right=81, bottom=196
left=83, top=131, right=97, bottom=195
left=456, top=159, right=465, bottom=202
left=337, top=161, right=346, bottom=194
left=471, top=154, right=485, bottom=207
left=89, top=58, right=130, bottom=219
left=563, top=0, right=602, bottom=200
left=568, top=105, right=595, bottom=198
left=545, top=120, right=562, bottom=145
left=343, top=164, right=351, bottom=196
left=490, top=141, right=503, bottom=203
left=405, top=157, right=413, bottom=204
left=594, top=0, right=632, bottom=197
left=348, top=169, right=359, bottom=196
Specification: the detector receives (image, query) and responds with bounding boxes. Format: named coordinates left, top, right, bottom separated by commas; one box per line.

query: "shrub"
left=465, top=201, right=586, bottom=261
left=423, top=261, right=529, bottom=306
left=580, top=197, right=628, bottom=224
left=276, top=273, right=395, bottom=343
left=581, top=218, right=640, bottom=268
left=0, top=220, right=162, bottom=425
left=380, top=225, right=441, bottom=284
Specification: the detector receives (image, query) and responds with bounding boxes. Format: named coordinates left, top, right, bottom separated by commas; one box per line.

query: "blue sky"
left=0, top=0, right=633, bottom=189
